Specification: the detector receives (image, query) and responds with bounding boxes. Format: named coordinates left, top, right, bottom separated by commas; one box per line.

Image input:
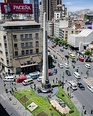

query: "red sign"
left=0, top=3, right=33, bottom=14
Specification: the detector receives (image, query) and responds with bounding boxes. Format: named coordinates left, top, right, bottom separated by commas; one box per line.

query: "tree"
left=58, top=40, right=67, bottom=46
left=85, top=49, right=91, bottom=56
left=54, top=37, right=60, bottom=44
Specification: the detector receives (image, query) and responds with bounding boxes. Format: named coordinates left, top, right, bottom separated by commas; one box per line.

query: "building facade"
left=0, top=21, right=43, bottom=74
left=41, top=0, right=58, bottom=24
left=29, top=0, right=39, bottom=23
left=59, top=28, right=82, bottom=40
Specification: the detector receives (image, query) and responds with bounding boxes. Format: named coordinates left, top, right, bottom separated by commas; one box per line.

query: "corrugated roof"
left=0, top=21, right=40, bottom=27
left=69, top=29, right=93, bottom=37
left=78, top=29, right=93, bottom=36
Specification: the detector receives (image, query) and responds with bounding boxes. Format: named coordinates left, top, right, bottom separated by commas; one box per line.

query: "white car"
left=37, top=76, right=42, bottom=82
left=87, top=85, right=93, bottom=93
left=58, top=63, right=63, bottom=68
left=85, top=63, right=91, bottom=69
left=64, top=63, right=69, bottom=69
left=68, top=80, right=77, bottom=90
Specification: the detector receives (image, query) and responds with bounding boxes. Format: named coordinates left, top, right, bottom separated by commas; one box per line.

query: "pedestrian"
left=53, top=79, right=54, bottom=83
left=67, top=87, right=69, bottom=92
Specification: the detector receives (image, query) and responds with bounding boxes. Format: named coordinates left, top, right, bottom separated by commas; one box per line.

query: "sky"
left=62, top=0, right=93, bottom=12
left=0, top=0, right=93, bottom=12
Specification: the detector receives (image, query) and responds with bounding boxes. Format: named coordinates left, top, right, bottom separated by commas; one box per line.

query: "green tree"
left=85, top=49, right=91, bottom=56
left=54, top=37, right=60, bottom=44
left=58, top=40, right=67, bottom=46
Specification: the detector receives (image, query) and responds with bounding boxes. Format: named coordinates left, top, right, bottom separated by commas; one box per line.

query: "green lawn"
left=13, top=87, right=80, bottom=116
left=57, top=87, right=80, bottom=116
left=13, top=89, right=61, bottom=116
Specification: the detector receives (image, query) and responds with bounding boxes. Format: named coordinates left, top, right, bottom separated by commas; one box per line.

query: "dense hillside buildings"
left=0, top=21, right=43, bottom=74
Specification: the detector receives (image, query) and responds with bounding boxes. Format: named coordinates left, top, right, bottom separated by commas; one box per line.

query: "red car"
left=48, top=70, right=53, bottom=76
left=78, top=57, right=84, bottom=62
left=16, top=76, right=26, bottom=83
left=54, top=44, right=56, bottom=47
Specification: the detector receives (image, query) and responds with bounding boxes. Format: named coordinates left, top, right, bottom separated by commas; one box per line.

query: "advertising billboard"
left=0, top=3, right=33, bottom=14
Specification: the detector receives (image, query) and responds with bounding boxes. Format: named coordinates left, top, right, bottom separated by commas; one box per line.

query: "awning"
left=20, top=63, right=38, bottom=68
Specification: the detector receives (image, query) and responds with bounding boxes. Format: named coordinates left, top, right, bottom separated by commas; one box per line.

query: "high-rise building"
left=29, top=0, right=39, bottom=22
left=41, top=0, right=62, bottom=22
left=4, top=0, right=23, bottom=3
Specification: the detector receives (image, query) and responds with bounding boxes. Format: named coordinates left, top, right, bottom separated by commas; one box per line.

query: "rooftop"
left=0, top=21, right=40, bottom=27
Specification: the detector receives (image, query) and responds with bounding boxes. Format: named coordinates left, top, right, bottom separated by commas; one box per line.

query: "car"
left=87, top=84, right=93, bottom=93
left=48, top=70, right=53, bottom=76
left=53, top=55, right=57, bottom=59
left=68, top=80, right=77, bottom=90
left=54, top=44, right=56, bottom=47
left=51, top=45, right=55, bottom=48
left=72, top=59, right=76, bottom=63
left=85, top=63, right=91, bottom=69
left=58, top=63, right=63, bottom=68
left=65, top=70, right=71, bottom=76
left=63, top=46, right=68, bottom=49
left=64, top=63, right=69, bottom=69
left=60, top=48, right=64, bottom=52
left=53, top=68, right=57, bottom=74
left=77, top=83, right=85, bottom=90
left=78, top=57, right=84, bottom=62
left=37, top=76, right=42, bottom=82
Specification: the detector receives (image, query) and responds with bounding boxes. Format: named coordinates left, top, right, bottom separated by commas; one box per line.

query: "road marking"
left=0, top=94, right=6, bottom=100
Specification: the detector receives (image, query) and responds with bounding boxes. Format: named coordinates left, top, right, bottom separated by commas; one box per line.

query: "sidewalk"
left=2, top=92, right=33, bottom=116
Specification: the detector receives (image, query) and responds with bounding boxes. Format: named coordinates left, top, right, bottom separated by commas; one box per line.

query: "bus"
left=69, top=54, right=75, bottom=59
left=28, top=72, right=41, bottom=79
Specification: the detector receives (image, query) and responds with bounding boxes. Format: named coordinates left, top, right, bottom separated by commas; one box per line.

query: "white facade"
left=47, top=21, right=54, bottom=37
left=68, top=29, right=93, bottom=49
left=54, top=19, right=68, bottom=37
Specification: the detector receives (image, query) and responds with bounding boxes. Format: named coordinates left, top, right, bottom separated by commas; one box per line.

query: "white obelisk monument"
left=42, top=12, right=51, bottom=89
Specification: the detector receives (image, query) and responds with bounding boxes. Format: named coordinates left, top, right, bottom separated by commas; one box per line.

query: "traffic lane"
left=74, top=87, right=93, bottom=115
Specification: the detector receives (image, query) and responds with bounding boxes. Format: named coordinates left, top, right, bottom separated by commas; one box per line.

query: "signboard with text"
left=0, top=3, right=33, bottom=14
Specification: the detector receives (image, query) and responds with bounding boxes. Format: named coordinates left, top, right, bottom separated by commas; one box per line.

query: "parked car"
left=16, top=76, right=26, bottom=83
left=53, top=68, right=57, bottom=75
left=58, top=63, right=63, bottom=68
left=78, top=57, right=84, bottom=62
left=48, top=70, right=53, bottom=76
left=63, top=46, right=68, bottom=49
left=87, top=84, right=93, bottom=93
left=65, top=70, right=71, bottom=76
left=77, top=83, right=85, bottom=90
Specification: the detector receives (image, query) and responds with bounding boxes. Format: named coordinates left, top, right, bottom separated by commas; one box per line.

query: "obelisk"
left=42, top=12, right=51, bottom=89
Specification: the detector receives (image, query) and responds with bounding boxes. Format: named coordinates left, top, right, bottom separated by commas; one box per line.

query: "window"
left=3, top=36, right=6, bottom=43
left=20, top=34, right=24, bottom=39
left=7, top=60, right=9, bottom=65
left=21, top=43, right=24, bottom=47
left=30, top=49, right=33, bottom=54
left=25, top=34, right=28, bottom=38
left=29, top=42, right=33, bottom=47
left=35, top=33, right=39, bottom=39
left=25, top=42, right=28, bottom=47
left=14, top=43, right=17, bottom=48
left=29, top=34, right=32, bottom=39
left=13, top=35, right=17, bottom=39
left=36, top=49, right=39, bottom=53
left=26, top=50, right=29, bottom=55
left=21, top=50, right=25, bottom=55
left=4, top=43, right=7, bottom=48
left=15, top=51, right=18, bottom=56
left=36, top=41, right=39, bottom=47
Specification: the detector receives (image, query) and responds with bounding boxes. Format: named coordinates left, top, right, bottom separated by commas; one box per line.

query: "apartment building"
left=0, top=21, right=43, bottom=74
left=59, top=28, right=82, bottom=40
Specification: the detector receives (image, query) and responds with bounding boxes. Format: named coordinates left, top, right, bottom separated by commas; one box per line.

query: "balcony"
left=13, top=38, right=18, bottom=42
left=21, top=46, right=33, bottom=49
left=20, top=37, right=33, bottom=41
